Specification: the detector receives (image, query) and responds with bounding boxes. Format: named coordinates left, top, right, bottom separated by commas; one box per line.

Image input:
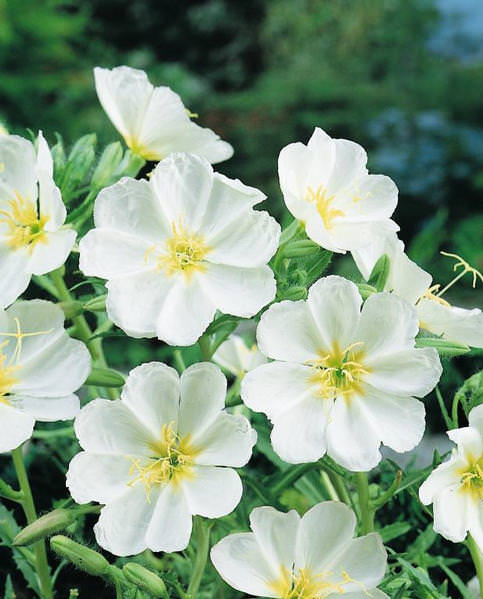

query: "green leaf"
left=379, top=521, right=411, bottom=543
left=415, top=336, right=471, bottom=357
left=367, top=253, right=390, bottom=292
left=407, top=523, right=437, bottom=556
left=438, top=562, right=474, bottom=599
left=455, top=371, right=483, bottom=416
left=3, top=575, right=15, bottom=599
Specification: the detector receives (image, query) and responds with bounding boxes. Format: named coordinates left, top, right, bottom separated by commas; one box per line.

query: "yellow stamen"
left=270, top=566, right=370, bottom=598
left=458, top=457, right=483, bottom=502
left=0, top=191, right=48, bottom=251
left=304, top=185, right=345, bottom=230
left=127, top=422, right=197, bottom=501
left=307, top=342, right=369, bottom=401
left=440, top=251, right=483, bottom=290
left=419, top=284, right=450, bottom=307
left=146, top=221, right=210, bottom=280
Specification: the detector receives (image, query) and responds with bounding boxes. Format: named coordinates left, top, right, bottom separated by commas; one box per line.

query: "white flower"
left=66, top=361, right=256, bottom=556
left=0, top=300, right=90, bottom=453
left=242, top=275, right=442, bottom=470
left=213, top=334, right=267, bottom=377
left=211, top=501, right=388, bottom=598
left=352, top=234, right=483, bottom=348
left=79, top=152, right=280, bottom=346
left=468, top=576, right=479, bottom=598
left=278, top=127, right=398, bottom=254
left=0, top=132, right=76, bottom=308
left=419, top=404, right=483, bottom=551
left=94, top=66, right=233, bottom=164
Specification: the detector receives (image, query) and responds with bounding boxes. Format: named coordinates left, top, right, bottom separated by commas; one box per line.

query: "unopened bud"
left=14, top=509, right=74, bottom=546
left=83, top=295, right=107, bottom=312
left=357, top=283, right=377, bottom=300
left=91, top=142, right=124, bottom=189
left=123, top=563, right=168, bottom=598
left=85, top=367, right=125, bottom=388
left=50, top=535, right=110, bottom=576
left=415, top=337, right=470, bottom=357
left=279, top=286, right=307, bottom=301
left=282, top=239, right=320, bottom=258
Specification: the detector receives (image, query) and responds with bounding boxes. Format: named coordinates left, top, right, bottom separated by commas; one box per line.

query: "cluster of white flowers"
left=2, top=64, right=482, bottom=597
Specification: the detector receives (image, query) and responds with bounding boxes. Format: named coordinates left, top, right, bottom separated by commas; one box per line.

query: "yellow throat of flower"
left=304, top=185, right=345, bottom=230
left=0, top=349, right=19, bottom=405
left=458, top=456, right=483, bottom=501
left=270, top=566, right=367, bottom=599
left=308, top=342, right=369, bottom=400
left=0, top=192, right=48, bottom=252
left=127, top=422, right=198, bottom=500
left=146, top=221, right=210, bottom=280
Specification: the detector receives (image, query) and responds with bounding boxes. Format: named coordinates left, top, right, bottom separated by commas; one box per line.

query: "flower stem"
left=11, top=447, right=53, bottom=599
left=355, top=472, right=374, bottom=534
left=467, top=535, right=483, bottom=599
left=435, top=385, right=452, bottom=430
left=320, top=471, right=339, bottom=501
left=187, top=517, right=211, bottom=598
left=198, top=335, right=213, bottom=362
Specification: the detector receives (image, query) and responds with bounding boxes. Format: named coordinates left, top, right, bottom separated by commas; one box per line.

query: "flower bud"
left=85, top=367, right=125, bottom=388
left=59, top=300, right=84, bottom=319
left=83, top=294, right=107, bottom=312
left=123, top=563, right=168, bottom=598
left=91, top=142, right=123, bottom=190
left=282, top=239, right=320, bottom=258
left=279, top=286, right=307, bottom=301
left=357, top=283, right=377, bottom=300
left=415, top=337, right=470, bottom=357
left=67, top=134, right=97, bottom=186
left=14, top=509, right=74, bottom=546
left=50, top=535, right=110, bottom=576
left=367, top=253, right=390, bottom=292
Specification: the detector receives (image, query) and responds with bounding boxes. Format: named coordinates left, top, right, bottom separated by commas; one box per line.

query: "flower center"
left=127, top=423, right=197, bottom=500
left=146, top=222, right=210, bottom=279
left=0, top=192, right=48, bottom=251
left=304, top=185, right=345, bottom=230
left=307, top=342, right=369, bottom=400
left=0, top=349, right=19, bottom=405
left=459, top=458, right=483, bottom=501
left=271, top=567, right=365, bottom=599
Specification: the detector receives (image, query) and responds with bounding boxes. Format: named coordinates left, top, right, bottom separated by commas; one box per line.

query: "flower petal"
left=295, top=501, right=355, bottom=573
left=29, top=229, right=76, bottom=275
left=432, top=484, right=469, bottom=543
left=182, top=466, right=242, bottom=518
left=178, top=362, right=226, bottom=438
left=307, top=276, right=362, bottom=351
left=10, top=394, right=79, bottom=422
left=327, top=138, right=368, bottom=194
left=67, top=452, right=133, bottom=504
left=0, top=243, right=31, bottom=308
left=0, top=135, right=37, bottom=199
left=145, top=484, right=192, bottom=552
left=0, top=403, right=34, bottom=453
left=418, top=300, right=483, bottom=349
left=256, top=300, right=322, bottom=363
left=121, top=362, right=180, bottom=437
left=419, top=459, right=460, bottom=505
left=342, top=174, right=397, bottom=222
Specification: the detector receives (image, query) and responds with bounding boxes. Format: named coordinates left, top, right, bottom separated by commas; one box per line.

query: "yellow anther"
left=304, top=185, right=345, bottom=230
left=419, top=285, right=450, bottom=307
left=459, top=457, right=483, bottom=501
left=270, top=566, right=370, bottom=598
left=186, top=109, right=199, bottom=118
left=0, top=191, right=48, bottom=251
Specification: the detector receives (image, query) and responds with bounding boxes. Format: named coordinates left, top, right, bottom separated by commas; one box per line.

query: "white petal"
left=418, top=300, right=483, bottom=349
left=67, top=452, right=133, bottom=504
left=200, top=263, right=276, bottom=318
left=182, top=466, right=242, bottom=517
left=93, top=177, right=170, bottom=242
left=74, top=398, right=157, bottom=456
left=156, top=277, right=216, bottom=345
left=121, top=362, right=180, bottom=436
left=213, top=335, right=266, bottom=376
left=94, top=484, right=156, bottom=556
left=355, top=292, right=419, bottom=359
left=0, top=135, right=37, bottom=199
left=469, top=405, right=483, bottom=434
left=191, top=412, right=256, bottom=467
left=326, top=395, right=381, bottom=471
left=360, top=385, right=425, bottom=453
left=79, top=229, right=150, bottom=279
left=327, top=533, right=387, bottom=592
left=106, top=270, right=174, bottom=338
left=307, top=276, right=362, bottom=351
left=0, top=243, right=31, bottom=308
left=432, top=485, right=470, bottom=543
left=366, top=347, right=441, bottom=398
left=342, top=591, right=389, bottom=599
left=327, top=138, right=368, bottom=194
left=0, top=403, right=34, bottom=453
left=323, top=220, right=399, bottom=254
left=242, top=362, right=315, bottom=420
left=295, top=501, right=355, bottom=573
left=469, top=502, right=483, bottom=554
left=178, top=362, right=226, bottom=438
left=210, top=532, right=280, bottom=597
left=29, top=229, right=76, bottom=275
left=250, top=506, right=299, bottom=574
left=10, top=394, right=79, bottom=422
left=94, top=66, right=152, bottom=145
left=271, top=396, right=329, bottom=464
left=207, top=210, right=280, bottom=268
left=256, top=300, right=322, bottom=362
left=36, top=131, right=53, bottom=177
left=15, top=335, right=90, bottom=398
left=447, top=427, right=483, bottom=458
left=145, top=484, right=192, bottom=552
left=419, top=459, right=460, bottom=505
left=342, top=174, right=397, bottom=222
left=150, top=153, right=214, bottom=231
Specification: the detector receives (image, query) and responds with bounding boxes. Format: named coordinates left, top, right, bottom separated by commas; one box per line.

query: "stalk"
left=467, top=535, right=483, bottom=599
left=355, top=472, right=374, bottom=534
left=186, top=518, right=210, bottom=598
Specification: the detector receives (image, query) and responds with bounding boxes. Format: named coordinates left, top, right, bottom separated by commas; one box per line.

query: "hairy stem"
left=355, top=472, right=374, bottom=534
left=187, top=518, right=211, bottom=598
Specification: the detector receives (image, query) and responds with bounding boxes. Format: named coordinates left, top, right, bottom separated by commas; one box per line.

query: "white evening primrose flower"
left=0, top=132, right=76, bottom=308
left=353, top=234, right=483, bottom=348
left=278, top=127, right=399, bottom=254
left=213, top=334, right=267, bottom=378
left=94, top=66, right=233, bottom=164
left=242, top=275, right=442, bottom=470
left=211, top=501, right=388, bottom=599
left=419, top=404, right=483, bottom=550
left=66, top=361, right=256, bottom=556
left=79, top=152, right=280, bottom=346
left=0, top=300, right=90, bottom=453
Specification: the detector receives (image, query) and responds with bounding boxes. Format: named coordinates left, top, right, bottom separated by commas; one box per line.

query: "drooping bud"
left=123, top=563, right=168, bottom=598
left=91, top=142, right=124, bottom=190
left=50, top=535, right=110, bottom=576
left=14, top=509, right=74, bottom=546
left=83, top=294, right=107, bottom=312
left=85, top=367, right=125, bottom=388
left=282, top=239, right=320, bottom=258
